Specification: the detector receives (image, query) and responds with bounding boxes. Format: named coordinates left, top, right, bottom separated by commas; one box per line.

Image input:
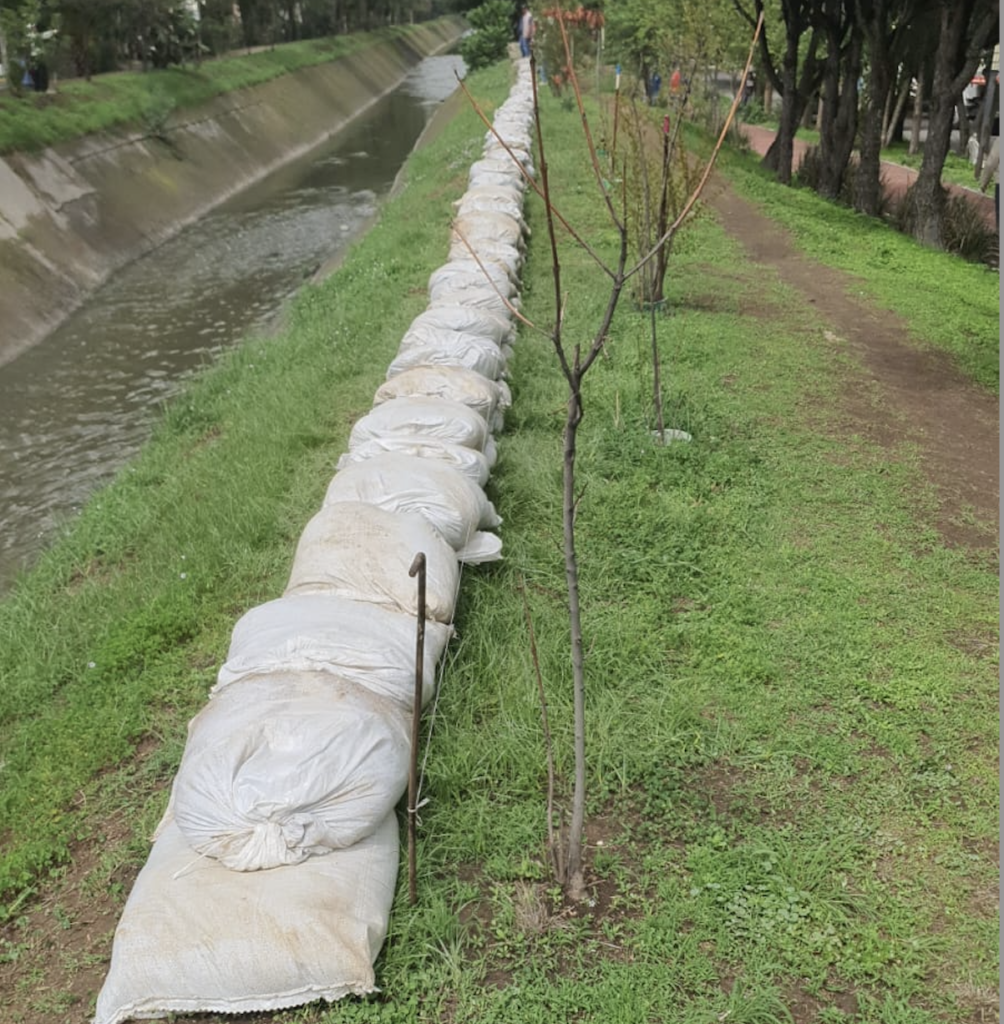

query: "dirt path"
left=708, top=179, right=999, bottom=550
left=742, top=124, right=998, bottom=229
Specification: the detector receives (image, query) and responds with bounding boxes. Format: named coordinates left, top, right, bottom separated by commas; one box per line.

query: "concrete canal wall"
left=0, top=17, right=465, bottom=367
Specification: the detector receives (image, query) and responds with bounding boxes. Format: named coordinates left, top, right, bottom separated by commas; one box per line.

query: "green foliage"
left=136, top=83, right=176, bottom=140
left=0, top=58, right=513, bottom=905
left=458, top=0, right=513, bottom=70
left=0, top=21, right=458, bottom=154
left=0, top=45, right=998, bottom=1024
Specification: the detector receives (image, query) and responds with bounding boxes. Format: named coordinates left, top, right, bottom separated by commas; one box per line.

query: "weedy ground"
left=0, top=60, right=998, bottom=1024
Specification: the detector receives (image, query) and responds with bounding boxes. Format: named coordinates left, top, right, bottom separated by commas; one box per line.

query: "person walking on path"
left=518, top=6, right=534, bottom=59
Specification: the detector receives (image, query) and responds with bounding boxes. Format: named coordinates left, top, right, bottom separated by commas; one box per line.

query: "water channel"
left=0, top=53, right=466, bottom=591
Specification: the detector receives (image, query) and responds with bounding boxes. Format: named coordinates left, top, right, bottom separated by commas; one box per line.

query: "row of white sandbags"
left=93, top=59, right=539, bottom=1024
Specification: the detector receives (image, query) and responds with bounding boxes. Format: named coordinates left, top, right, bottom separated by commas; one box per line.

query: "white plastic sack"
left=388, top=334, right=509, bottom=382
left=171, top=673, right=410, bottom=871
left=448, top=238, right=522, bottom=280
left=93, top=814, right=398, bottom=1024
left=285, top=502, right=460, bottom=623
left=323, top=453, right=501, bottom=551
left=337, top=436, right=492, bottom=488
left=484, top=142, right=535, bottom=178
left=429, top=287, right=516, bottom=320
left=216, top=593, right=452, bottom=706
left=453, top=211, right=525, bottom=249
left=429, top=260, right=516, bottom=301
left=454, top=192, right=524, bottom=226
left=374, top=365, right=510, bottom=432
left=349, top=396, right=494, bottom=463
left=409, top=304, right=515, bottom=346
left=469, top=168, right=531, bottom=191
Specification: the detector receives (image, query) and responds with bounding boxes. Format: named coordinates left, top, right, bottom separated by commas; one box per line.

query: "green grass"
left=0, top=62, right=998, bottom=1024
left=0, top=22, right=453, bottom=154
left=0, top=58, right=506, bottom=907
left=713, top=137, right=999, bottom=392
left=882, top=141, right=985, bottom=191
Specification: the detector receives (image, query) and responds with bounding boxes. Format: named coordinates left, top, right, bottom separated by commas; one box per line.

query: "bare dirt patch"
left=709, top=184, right=999, bottom=550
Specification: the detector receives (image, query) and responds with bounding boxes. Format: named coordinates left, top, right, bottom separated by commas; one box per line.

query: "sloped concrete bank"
left=0, top=17, right=465, bottom=367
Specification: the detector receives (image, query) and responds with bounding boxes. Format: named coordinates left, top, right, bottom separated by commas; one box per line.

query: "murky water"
left=0, top=54, right=465, bottom=590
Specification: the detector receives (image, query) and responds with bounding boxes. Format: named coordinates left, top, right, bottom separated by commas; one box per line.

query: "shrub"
left=893, top=182, right=998, bottom=264
left=459, top=0, right=513, bottom=70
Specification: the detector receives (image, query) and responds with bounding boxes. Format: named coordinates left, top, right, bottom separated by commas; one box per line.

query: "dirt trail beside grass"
left=709, top=182, right=999, bottom=550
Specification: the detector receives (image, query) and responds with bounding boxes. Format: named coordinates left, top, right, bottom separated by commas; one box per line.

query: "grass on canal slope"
left=0, top=21, right=456, bottom=155
left=0, top=63, right=998, bottom=1024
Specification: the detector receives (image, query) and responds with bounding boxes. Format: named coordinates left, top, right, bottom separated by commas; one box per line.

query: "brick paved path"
left=742, top=124, right=997, bottom=231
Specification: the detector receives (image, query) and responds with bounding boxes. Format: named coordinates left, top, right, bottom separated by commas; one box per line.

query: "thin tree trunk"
left=956, top=96, right=970, bottom=154
left=908, top=63, right=924, bottom=155
left=883, top=73, right=911, bottom=146
left=562, top=389, right=587, bottom=901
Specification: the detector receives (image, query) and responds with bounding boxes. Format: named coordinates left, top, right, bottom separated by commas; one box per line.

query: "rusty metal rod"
left=407, top=552, right=427, bottom=906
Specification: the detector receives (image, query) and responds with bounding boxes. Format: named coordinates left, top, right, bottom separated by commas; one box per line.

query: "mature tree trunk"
left=817, top=3, right=863, bottom=201
left=856, top=0, right=918, bottom=213
left=910, top=0, right=997, bottom=247
left=764, top=26, right=821, bottom=183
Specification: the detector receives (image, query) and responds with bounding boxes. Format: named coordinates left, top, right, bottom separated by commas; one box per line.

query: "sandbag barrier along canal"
left=93, top=59, right=536, bottom=1024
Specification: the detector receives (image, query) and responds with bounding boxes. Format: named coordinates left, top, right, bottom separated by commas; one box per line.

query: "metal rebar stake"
left=407, top=552, right=426, bottom=905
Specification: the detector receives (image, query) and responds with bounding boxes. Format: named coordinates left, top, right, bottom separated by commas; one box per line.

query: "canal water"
left=0, top=53, right=466, bottom=591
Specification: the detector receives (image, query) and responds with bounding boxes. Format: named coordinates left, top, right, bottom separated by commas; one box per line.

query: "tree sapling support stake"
left=407, top=552, right=427, bottom=905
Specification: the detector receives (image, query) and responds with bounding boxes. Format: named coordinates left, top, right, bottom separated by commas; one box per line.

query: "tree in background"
left=903, top=0, right=997, bottom=247
left=458, top=0, right=513, bottom=70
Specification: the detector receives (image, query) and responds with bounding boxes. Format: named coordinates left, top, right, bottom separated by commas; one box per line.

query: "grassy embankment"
left=711, top=133, right=1000, bottom=393
left=0, top=21, right=452, bottom=155
left=0, top=60, right=998, bottom=1024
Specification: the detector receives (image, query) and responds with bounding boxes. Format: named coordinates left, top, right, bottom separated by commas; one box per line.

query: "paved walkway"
left=742, top=124, right=997, bottom=230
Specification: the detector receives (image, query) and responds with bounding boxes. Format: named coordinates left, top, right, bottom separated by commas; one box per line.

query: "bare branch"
left=451, top=220, right=539, bottom=333
left=531, top=54, right=575, bottom=385
left=455, top=71, right=614, bottom=277
left=627, top=11, right=765, bottom=284
left=557, top=13, right=625, bottom=233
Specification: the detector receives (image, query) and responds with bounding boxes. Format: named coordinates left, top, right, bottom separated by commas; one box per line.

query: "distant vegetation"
left=0, top=21, right=453, bottom=154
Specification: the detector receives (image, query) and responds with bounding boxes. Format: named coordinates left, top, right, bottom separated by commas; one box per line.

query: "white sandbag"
left=469, top=158, right=527, bottom=187
left=429, top=260, right=517, bottom=301
left=337, top=436, right=492, bottom=488
left=402, top=320, right=506, bottom=353
left=429, top=287, right=516, bottom=320
left=374, top=365, right=510, bottom=432
left=450, top=194, right=522, bottom=227
left=409, top=304, right=515, bottom=346
left=285, top=502, right=460, bottom=623
left=448, top=238, right=522, bottom=280
left=349, top=397, right=493, bottom=461
left=216, top=593, right=452, bottom=705
left=470, top=168, right=531, bottom=191
left=484, top=143, right=535, bottom=178
left=93, top=814, right=398, bottom=1024
left=387, top=335, right=508, bottom=382
left=453, top=211, right=525, bottom=248
left=323, top=453, right=500, bottom=551
left=171, top=673, right=410, bottom=871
